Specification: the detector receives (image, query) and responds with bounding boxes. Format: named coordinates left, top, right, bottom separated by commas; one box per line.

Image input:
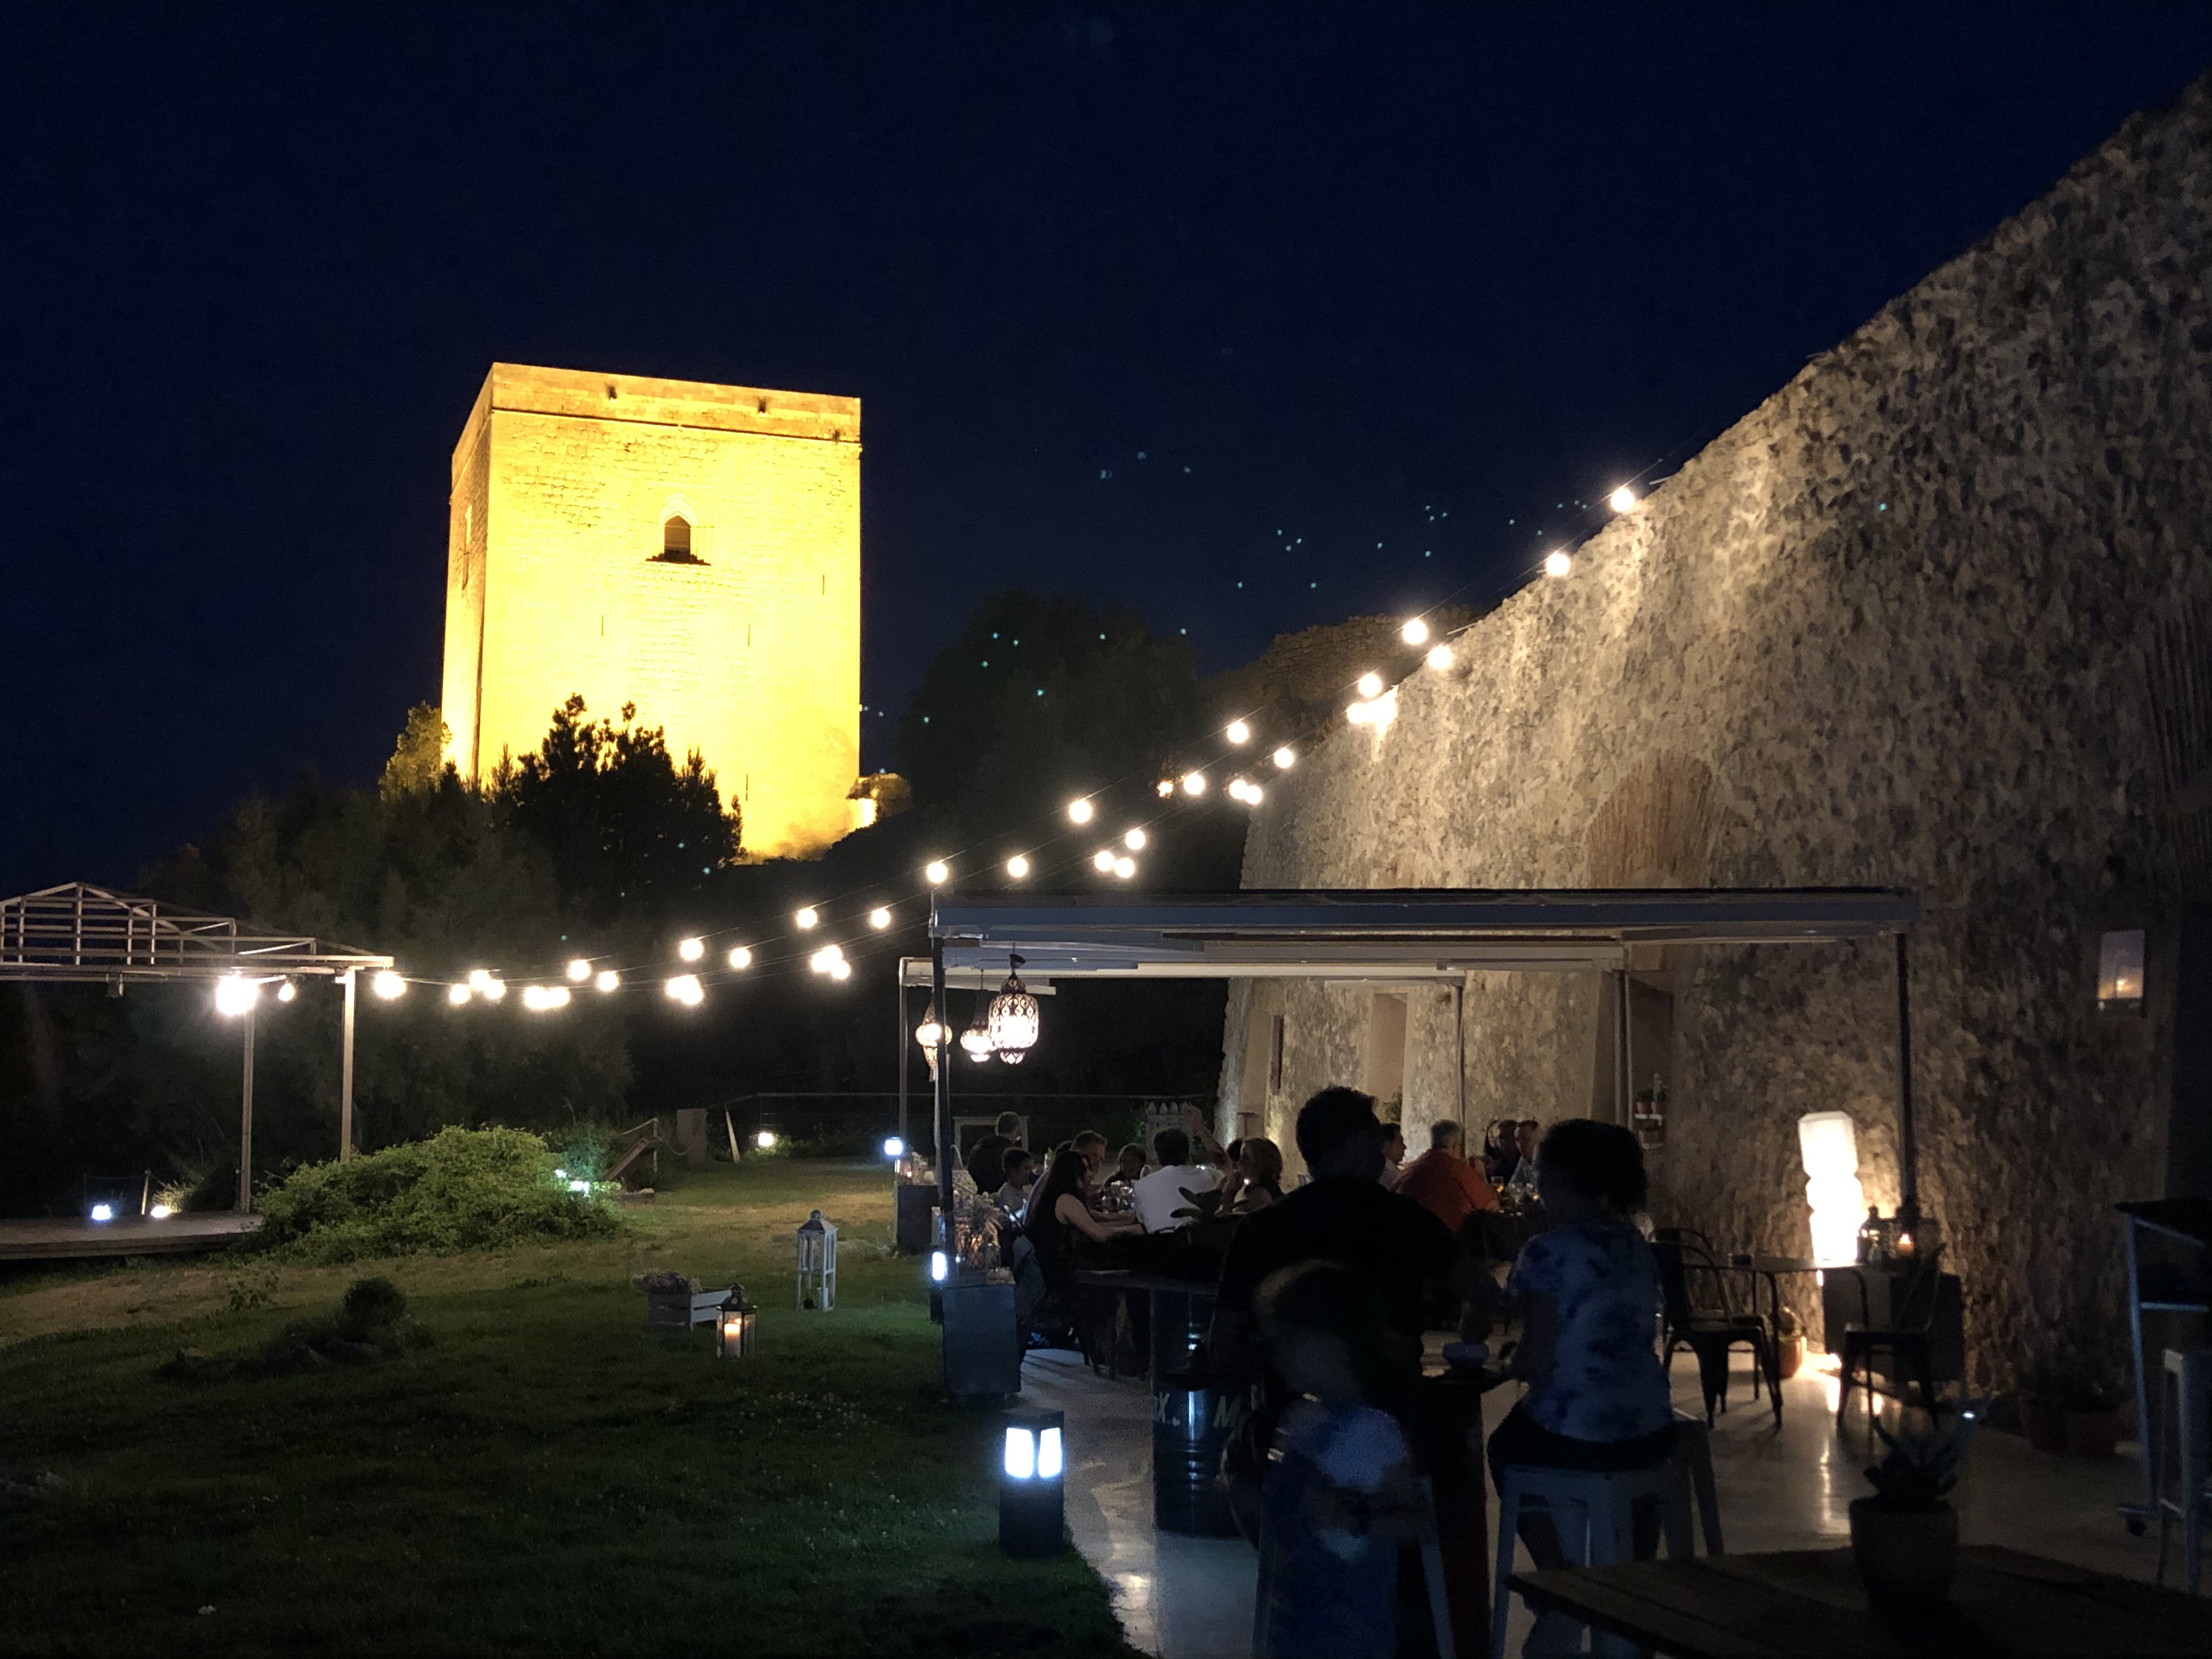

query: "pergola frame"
left=0, top=884, right=395, bottom=1209
left=920, top=887, right=1922, bottom=1223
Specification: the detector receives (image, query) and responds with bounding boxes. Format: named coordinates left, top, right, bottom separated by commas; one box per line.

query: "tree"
left=496, top=696, right=740, bottom=923
left=379, top=704, right=452, bottom=799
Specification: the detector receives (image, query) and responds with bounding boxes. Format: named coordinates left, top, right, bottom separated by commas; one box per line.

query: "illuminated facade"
left=439, top=364, right=862, bottom=859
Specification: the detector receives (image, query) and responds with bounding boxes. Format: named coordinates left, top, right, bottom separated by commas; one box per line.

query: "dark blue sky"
left=5, top=6, right=2209, bottom=893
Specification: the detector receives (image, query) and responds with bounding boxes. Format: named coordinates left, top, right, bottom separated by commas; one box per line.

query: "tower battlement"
left=439, top=363, right=862, bottom=860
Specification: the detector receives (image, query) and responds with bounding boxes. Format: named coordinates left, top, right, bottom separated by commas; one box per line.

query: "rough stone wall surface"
left=1220, top=80, right=2212, bottom=1389
left=439, top=364, right=862, bottom=860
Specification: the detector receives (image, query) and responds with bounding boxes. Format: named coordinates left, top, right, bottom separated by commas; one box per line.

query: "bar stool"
left=2156, top=1347, right=2211, bottom=1595
left=1489, top=1462, right=1696, bottom=1659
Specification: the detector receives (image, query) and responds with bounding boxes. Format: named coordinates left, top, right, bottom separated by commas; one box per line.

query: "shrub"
left=253, top=1127, right=625, bottom=1263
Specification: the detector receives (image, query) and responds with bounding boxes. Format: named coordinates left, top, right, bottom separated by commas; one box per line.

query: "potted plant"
left=1774, top=1307, right=1805, bottom=1381
left=2016, top=1361, right=2067, bottom=1453
left=1848, top=1406, right=1983, bottom=1612
left=2062, top=1379, right=2123, bottom=1458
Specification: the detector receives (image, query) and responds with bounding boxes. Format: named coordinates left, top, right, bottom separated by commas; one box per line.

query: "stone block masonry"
left=439, top=364, right=862, bottom=860
left=1221, top=74, right=2212, bottom=1389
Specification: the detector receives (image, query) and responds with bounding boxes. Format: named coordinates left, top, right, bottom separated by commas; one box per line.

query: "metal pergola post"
left=1895, top=930, right=1920, bottom=1221
left=895, top=979, right=909, bottom=1153
left=340, top=968, right=357, bottom=1161
left=930, top=935, right=951, bottom=1217
left=236, top=1000, right=257, bottom=1212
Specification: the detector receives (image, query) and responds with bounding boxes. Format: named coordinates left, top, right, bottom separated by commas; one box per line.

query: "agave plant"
left=1863, top=1402, right=1988, bottom=1511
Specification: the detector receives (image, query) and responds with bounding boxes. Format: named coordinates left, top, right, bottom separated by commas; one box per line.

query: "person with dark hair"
left=1251, top=1261, right=1416, bottom=1658
left=1488, top=1119, right=1673, bottom=1646
left=1132, top=1125, right=1218, bottom=1232
left=1231, top=1137, right=1286, bottom=1213
left=1071, top=1130, right=1109, bottom=1190
left=1212, top=1087, right=1457, bottom=1368
left=964, top=1111, right=1024, bottom=1193
left=1376, top=1121, right=1406, bottom=1189
left=995, top=1147, right=1038, bottom=1216
left=1393, top=1119, right=1499, bottom=1235
left=1025, top=1147, right=1139, bottom=1284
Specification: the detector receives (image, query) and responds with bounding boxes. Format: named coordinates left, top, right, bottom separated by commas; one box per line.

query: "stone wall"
left=1220, top=76, right=2212, bottom=1390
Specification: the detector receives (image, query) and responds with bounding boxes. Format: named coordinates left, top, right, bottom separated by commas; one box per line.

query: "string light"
left=678, top=937, right=705, bottom=963
left=566, top=958, right=591, bottom=982
left=1181, top=771, right=1206, bottom=796
left=213, top=975, right=258, bottom=1017
left=1544, top=550, right=1573, bottom=578
left=1425, top=644, right=1453, bottom=671
left=1228, top=778, right=1265, bottom=805
left=923, top=860, right=950, bottom=885
left=1356, top=672, right=1384, bottom=699
left=1225, top=720, right=1251, bottom=744
left=665, top=974, right=704, bottom=1006
left=868, top=907, right=892, bottom=929
left=794, top=907, right=819, bottom=929
left=1155, top=780, right=1173, bottom=798
left=1609, top=485, right=1637, bottom=512
left=1400, top=618, right=1429, bottom=646
left=276, top=980, right=297, bottom=1003
left=726, top=946, right=752, bottom=970
left=595, top=969, right=620, bottom=992
left=1113, top=856, right=1137, bottom=879
left=1092, top=849, right=1116, bottom=873
left=371, top=969, right=406, bottom=1000
left=522, top=984, right=571, bottom=1012
left=828, top=959, right=852, bottom=980
left=1273, top=747, right=1296, bottom=770
left=1066, top=798, right=1094, bottom=825
left=466, top=970, right=507, bottom=1002
left=1122, top=828, right=1147, bottom=851
left=1006, top=854, right=1030, bottom=879
left=808, top=944, right=847, bottom=974
left=448, top=983, right=471, bottom=1006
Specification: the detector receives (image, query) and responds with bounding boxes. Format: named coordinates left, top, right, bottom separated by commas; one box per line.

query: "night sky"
left=6, top=7, right=2210, bottom=894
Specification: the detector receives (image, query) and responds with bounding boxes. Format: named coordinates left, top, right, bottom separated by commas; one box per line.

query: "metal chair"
left=1835, top=1260, right=1945, bottom=1427
left=1653, top=1231, right=1780, bottom=1427
left=2155, top=1347, right=2211, bottom=1594
left=1489, top=1460, right=1699, bottom=1659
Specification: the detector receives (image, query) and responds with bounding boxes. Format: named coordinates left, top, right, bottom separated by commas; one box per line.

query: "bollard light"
left=883, top=1136, right=906, bottom=1160
left=796, top=1209, right=838, bottom=1310
left=930, top=1249, right=949, bottom=1284
left=716, top=1289, right=757, bottom=1360
left=999, top=1408, right=1068, bottom=1558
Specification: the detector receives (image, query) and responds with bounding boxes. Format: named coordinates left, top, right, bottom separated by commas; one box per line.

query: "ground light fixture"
left=755, top=1130, right=777, bottom=1150
left=679, top=937, right=705, bottom=962
left=796, top=1209, right=838, bottom=1310
left=371, top=969, right=407, bottom=1000
left=149, top=1204, right=174, bottom=1220
left=595, top=969, right=620, bottom=992
left=1273, top=747, right=1296, bottom=770
left=716, top=1289, right=757, bottom=1360
left=1065, top=798, right=1094, bottom=825
left=987, top=955, right=1040, bottom=1064
left=998, top=1408, right=1068, bottom=1558
left=924, top=860, right=950, bottom=885
left=1181, top=771, right=1206, bottom=796
left=1005, top=854, right=1030, bottom=879
left=1544, top=549, right=1573, bottom=578
left=566, top=958, right=591, bottom=982
left=1610, top=484, right=1637, bottom=512
left=213, top=975, right=259, bottom=1017
left=1401, top=617, right=1429, bottom=646
left=930, top=1249, right=949, bottom=1284
left=1224, top=719, right=1250, bottom=744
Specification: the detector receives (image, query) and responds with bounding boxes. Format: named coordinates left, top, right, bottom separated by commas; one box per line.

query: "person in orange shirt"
left=1392, top=1120, right=1499, bottom=1236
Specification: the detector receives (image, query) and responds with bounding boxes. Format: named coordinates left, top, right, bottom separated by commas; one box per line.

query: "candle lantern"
left=796, top=1209, right=838, bottom=1310
left=716, top=1288, right=757, bottom=1359
left=998, top=1408, right=1068, bottom=1558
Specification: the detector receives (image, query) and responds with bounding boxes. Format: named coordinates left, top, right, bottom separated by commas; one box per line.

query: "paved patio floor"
left=1020, top=1347, right=2174, bottom=1659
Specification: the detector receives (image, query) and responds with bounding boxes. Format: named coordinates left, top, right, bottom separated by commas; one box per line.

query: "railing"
left=702, top=1091, right=1215, bottom=1152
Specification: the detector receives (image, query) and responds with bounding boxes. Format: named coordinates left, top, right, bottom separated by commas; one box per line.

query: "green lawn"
left=0, top=1160, right=1137, bottom=1657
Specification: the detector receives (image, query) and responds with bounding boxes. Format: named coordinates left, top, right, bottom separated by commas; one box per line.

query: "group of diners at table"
left=962, top=1091, right=1694, bottom=1657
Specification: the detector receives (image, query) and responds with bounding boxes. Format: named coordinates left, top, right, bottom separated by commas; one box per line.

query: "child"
left=1253, top=1261, right=1416, bottom=1659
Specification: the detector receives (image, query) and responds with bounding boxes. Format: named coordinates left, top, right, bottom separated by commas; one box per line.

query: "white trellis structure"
left=0, top=883, right=395, bottom=1207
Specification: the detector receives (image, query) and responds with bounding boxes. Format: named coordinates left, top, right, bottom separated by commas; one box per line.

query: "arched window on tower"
left=655, top=515, right=706, bottom=565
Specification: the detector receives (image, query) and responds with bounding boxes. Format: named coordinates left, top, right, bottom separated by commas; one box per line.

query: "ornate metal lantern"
left=913, top=1003, right=946, bottom=1077
left=716, top=1287, right=757, bottom=1359
left=986, top=955, right=1040, bottom=1066
left=796, top=1209, right=838, bottom=1310
left=960, top=996, right=996, bottom=1063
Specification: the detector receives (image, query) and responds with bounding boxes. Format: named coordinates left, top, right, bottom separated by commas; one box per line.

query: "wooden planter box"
left=646, top=1288, right=733, bottom=1330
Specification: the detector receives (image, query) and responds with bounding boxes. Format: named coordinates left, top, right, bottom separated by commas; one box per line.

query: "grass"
left=0, top=1160, right=1138, bottom=1657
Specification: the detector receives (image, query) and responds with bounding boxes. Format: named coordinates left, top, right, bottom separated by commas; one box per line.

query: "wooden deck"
left=0, top=1212, right=261, bottom=1262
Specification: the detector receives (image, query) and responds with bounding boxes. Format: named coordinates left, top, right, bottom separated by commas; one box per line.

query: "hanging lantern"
left=914, top=1003, right=946, bottom=1077
left=999, top=1408, right=1068, bottom=1558
left=986, top=955, right=1040, bottom=1066
left=716, top=1288, right=757, bottom=1359
left=796, top=1209, right=838, bottom=1310
left=960, top=996, right=996, bottom=1062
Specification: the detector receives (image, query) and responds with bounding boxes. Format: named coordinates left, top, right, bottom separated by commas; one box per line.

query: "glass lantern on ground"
left=716, top=1287, right=757, bottom=1359
left=796, top=1209, right=838, bottom=1310
left=1000, top=1408, right=1068, bottom=1558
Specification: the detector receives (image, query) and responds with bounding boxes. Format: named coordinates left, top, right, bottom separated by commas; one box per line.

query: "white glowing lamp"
left=1092, top=849, right=1116, bottom=873
left=755, top=1130, right=776, bottom=1149
left=1113, top=856, right=1137, bottom=879
left=999, top=1408, right=1067, bottom=1557
left=883, top=1136, right=906, bottom=1159
left=447, top=982, right=471, bottom=1006
left=1544, top=550, right=1573, bottom=578
left=828, top=960, right=851, bottom=980
left=1609, top=485, right=1637, bottom=512
left=679, top=937, right=705, bottom=962
left=1006, top=854, right=1030, bottom=880
left=1272, top=747, right=1295, bottom=770
left=1356, top=672, right=1384, bottom=699
left=1155, top=779, right=1174, bottom=798
left=213, top=975, right=259, bottom=1018
left=1400, top=618, right=1428, bottom=645
left=566, top=958, right=591, bottom=982
left=275, top=980, right=297, bottom=1004
left=794, top=906, right=820, bottom=929
left=89, top=1203, right=115, bottom=1224
left=1426, top=644, right=1453, bottom=671
left=371, top=969, right=406, bottom=1000
left=1181, top=771, right=1206, bottom=796
left=664, top=974, right=703, bottom=1006
left=1797, top=1110, right=1866, bottom=1268
left=1122, top=828, right=1146, bottom=850
left=1065, top=798, right=1094, bottom=825
left=986, top=956, right=1040, bottom=1064
left=595, top=969, right=620, bottom=992
left=1225, top=719, right=1251, bottom=744
left=868, top=907, right=893, bottom=930
left=924, top=861, right=950, bottom=886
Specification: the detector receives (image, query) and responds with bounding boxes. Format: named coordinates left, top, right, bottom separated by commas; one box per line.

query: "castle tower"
left=439, top=364, right=862, bottom=860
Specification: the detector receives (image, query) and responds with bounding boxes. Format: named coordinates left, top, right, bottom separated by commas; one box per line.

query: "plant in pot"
left=1774, top=1307, right=1805, bottom=1381
left=2061, top=1379, right=2123, bottom=1458
left=1849, top=1406, right=1984, bottom=1613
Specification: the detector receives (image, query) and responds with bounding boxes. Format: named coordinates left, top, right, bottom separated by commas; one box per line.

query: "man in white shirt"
left=1131, top=1127, right=1218, bottom=1232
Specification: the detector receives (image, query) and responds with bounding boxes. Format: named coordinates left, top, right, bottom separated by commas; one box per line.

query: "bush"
left=253, top=1127, right=625, bottom=1263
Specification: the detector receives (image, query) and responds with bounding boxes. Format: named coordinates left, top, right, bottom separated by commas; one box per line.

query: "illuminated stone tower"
left=439, top=364, right=862, bottom=859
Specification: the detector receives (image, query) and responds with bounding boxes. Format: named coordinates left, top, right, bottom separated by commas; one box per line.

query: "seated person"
left=1231, top=1136, right=1286, bottom=1213
left=1393, top=1119, right=1499, bottom=1235
left=1131, top=1127, right=1218, bottom=1232
left=964, top=1111, right=1024, bottom=1193
left=1376, top=1122, right=1406, bottom=1188
left=995, top=1147, right=1038, bottom=1217
left=1025, top=1147, right=1140, bottom=1281
left=1505, top=1119, right=1542, bottom=1196
left=1487, top=1120, right=1675, bottom=1643
left=1071, top=1130, right=1109, bottom=1192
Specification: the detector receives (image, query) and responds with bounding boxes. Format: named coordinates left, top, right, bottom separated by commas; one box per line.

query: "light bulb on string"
left=1400, top=618, right=1429, bottom=646
left=1356, top=672, right=1384, bottom=699
left=828, top=960, right=851, bottom=980
left=1113, top=856, right=1137, bottom=879
left=1092, top=849, right=1116, bottom=873
left=566, top=958, right=591, bottom=982
left=727, top=946, right=752, bottom=970
left=678, top=937, right=705, bottom=963
left=664, top=974, right=704, bottom=1006
left=1273, top=747, right=1296, bottom=770
left=1544, top=550, right=1572, bottom=578
left=1155, top=780, right=1173, bottom=798
left=1426, top=644, right=1453, bottom=671
left=1609, top=485, right=1637, bottom=512
left=1225, top=720, right=1250, bottom=744
left=595, top=969, right=620, bottom=992
left=868, top=907, right=892, bottom=929
left=1065, top=798, right=1094, bottom=825
left=448, top=983, right=471, bottom=1006
left=1122, top=828, right=1146, bottom=850
left=1006, top=854, right=1030, bottom=880
left=923, top=860, right=949, bottom=885
left=371, top=969, right=407, bottom=1000
left=794, top=906, right=819, bottom=929
left=1181, top=771, right=1206, bottom=796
